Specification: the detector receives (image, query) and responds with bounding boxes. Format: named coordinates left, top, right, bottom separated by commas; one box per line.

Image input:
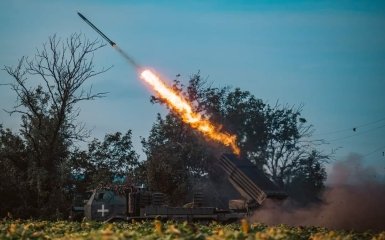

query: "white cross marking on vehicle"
left=97, top=204, right=109, bottom=217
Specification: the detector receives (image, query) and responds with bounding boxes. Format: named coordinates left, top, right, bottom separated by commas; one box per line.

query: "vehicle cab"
left=84, top=189, right=126, bottom=221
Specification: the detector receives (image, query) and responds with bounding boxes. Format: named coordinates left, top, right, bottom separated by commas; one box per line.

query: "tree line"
left=0, top=34, right=328, bottom=219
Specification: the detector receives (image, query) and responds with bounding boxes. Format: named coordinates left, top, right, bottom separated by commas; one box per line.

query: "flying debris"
left=77, top=12, right=116, bottom=47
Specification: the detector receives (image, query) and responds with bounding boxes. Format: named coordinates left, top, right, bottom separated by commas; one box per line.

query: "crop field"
left=1, top=220, right=385, bottom=240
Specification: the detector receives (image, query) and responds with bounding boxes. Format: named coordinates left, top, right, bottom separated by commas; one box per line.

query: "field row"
left=1, top=220, right=384, bottom=240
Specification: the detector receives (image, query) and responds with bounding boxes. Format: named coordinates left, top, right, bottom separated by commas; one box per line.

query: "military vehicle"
left=81, top=153, right=286, bottom=222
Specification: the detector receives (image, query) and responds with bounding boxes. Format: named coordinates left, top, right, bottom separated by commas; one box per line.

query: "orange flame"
left=140, top=69, right=240, bottom=155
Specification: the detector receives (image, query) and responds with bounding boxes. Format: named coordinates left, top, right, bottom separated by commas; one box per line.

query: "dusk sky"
left=1, top=0, right=385, bottom=173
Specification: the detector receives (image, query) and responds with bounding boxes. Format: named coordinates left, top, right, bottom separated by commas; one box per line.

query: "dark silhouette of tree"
left=142, top=73, right=328, bottom=205
left=286, top=150, right=328, bottom=205
left=71, top=131, right=140, bottom=191
left=2, top=33, right=109, bottom=218
left=142, top=113, right=211, bottom=205
left=0, top=125, right=31, bottom=217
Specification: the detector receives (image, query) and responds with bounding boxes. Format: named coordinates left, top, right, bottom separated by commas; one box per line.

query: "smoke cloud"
left=251, top=154, right=385, bottom=231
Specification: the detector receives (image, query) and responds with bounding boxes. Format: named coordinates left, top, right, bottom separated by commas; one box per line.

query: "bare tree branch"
left=2, top=33, right=109, bottom=209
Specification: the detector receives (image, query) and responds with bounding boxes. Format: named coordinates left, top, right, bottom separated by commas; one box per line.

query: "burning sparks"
left=140, top=69, right=240, bottom=155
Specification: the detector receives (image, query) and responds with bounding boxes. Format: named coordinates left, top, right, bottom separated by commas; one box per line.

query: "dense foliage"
left=1, top=220, right=384, bottom=240
left=142, top=73, right=328, bottom=205
left=70, top=130, right=140, bottom=191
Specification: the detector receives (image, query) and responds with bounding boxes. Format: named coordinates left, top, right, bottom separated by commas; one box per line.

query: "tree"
left=0, top=125, right=30, bottom=217
left=71, top=131, right=140, bottom=191
left=142, top=73, right=328, bottom=204
left=142, top=114, right=212, bottom=205
left=2, top=33, right=108, bottom=217
left=286, top=150, right=328, bottom=205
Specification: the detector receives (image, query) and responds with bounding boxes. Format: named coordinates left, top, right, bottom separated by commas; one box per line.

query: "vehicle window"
left=95, top=191, right=114, bottom=202
left=103, top=191, right=114, bottom=201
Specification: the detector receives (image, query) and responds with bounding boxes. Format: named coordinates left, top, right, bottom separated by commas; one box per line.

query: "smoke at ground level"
left=251, top=154, right=385, bottom=231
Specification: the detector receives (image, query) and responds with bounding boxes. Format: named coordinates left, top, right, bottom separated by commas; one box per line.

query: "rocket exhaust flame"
left=140, top=69, right=240, bottom=155
left=77, top=12, right=240, bottom=154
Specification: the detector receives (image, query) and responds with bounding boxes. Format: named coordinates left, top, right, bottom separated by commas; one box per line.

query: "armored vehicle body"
left=81, top=154, right=286, bottom=222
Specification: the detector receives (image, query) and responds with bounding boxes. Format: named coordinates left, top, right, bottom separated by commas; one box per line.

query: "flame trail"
left=140, top=69, right=240, bottom=155
left=76, top=13, right=239, bottom=153
left=112, top=44, right=240, bottom=154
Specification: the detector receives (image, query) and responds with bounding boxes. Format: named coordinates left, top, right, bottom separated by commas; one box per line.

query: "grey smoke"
left=113, top=45, right=140, bottom=69
left=251, top=153, right=385, bottom=231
